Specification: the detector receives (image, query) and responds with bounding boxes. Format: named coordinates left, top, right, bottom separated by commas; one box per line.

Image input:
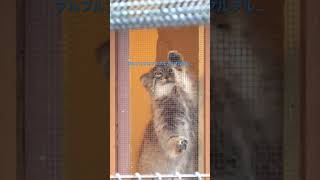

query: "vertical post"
left=117, top=31, right=131, bottom=174
left=110, top=32, right=117, bottom=174
left=204, top=24, right=211, bottom=174
left=198, top=25, right=205, bottom=172
left=0, top=1, right=17, bottom=180
left=283, top=0, right=302, bottom=180
left=303, top=0, right=320, bottom=180
left=24, top=0, right=63, bottom=179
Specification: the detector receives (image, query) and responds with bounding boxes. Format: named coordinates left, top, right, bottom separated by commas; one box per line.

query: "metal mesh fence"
left=110, top=0, right=210, bottom=30
left=211, top=0, right=300, bottom=179
left=212, top=20, right=284, bottom=180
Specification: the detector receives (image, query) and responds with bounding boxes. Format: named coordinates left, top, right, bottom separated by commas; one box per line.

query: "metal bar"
left=117, top=31, right=131, bottom=173
left=110, top=173, right=210, bottom=179
left=110, top=0, right=210, bottom=30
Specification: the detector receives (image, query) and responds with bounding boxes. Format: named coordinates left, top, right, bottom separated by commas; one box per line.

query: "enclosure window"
left=110, top=26, right=210, bottom=176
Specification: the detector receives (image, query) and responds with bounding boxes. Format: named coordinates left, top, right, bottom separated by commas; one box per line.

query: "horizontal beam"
left=110, top=172, right=210, bottom=179
left=110, top=0, right=210, bottom=30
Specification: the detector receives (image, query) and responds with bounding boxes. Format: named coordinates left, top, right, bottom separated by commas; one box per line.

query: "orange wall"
left=129, top=29, right=158, bottom=172
left=156, top=27, right=199, bottom=75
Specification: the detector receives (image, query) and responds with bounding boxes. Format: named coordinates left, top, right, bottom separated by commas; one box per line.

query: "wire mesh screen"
left=114, top=27, right=209, bottom=177
left=212, top=20, right=284, bottom=180
left=211, top=0, right=300, bottom=179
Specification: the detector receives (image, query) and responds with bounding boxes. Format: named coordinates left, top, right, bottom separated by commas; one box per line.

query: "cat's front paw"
left=169, top=136, right=188, bottom=157
left=167, top=136, right=188, bottom=158
left=176, top=138, right=188, bottom=152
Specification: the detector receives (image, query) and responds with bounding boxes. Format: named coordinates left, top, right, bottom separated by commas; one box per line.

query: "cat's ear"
left=140, top=72, right=153, bottom=90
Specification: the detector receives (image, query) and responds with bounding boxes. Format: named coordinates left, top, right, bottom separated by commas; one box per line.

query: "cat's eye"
left=154, top=71, right=162, bottom=76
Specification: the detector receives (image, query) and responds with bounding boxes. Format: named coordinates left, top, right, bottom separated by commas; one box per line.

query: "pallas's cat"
left=137, top=51, right=198, bottom=175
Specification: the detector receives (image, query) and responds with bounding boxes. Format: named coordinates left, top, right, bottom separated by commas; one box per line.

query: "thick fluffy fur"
left=137, top=51, right=198, bottom=176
